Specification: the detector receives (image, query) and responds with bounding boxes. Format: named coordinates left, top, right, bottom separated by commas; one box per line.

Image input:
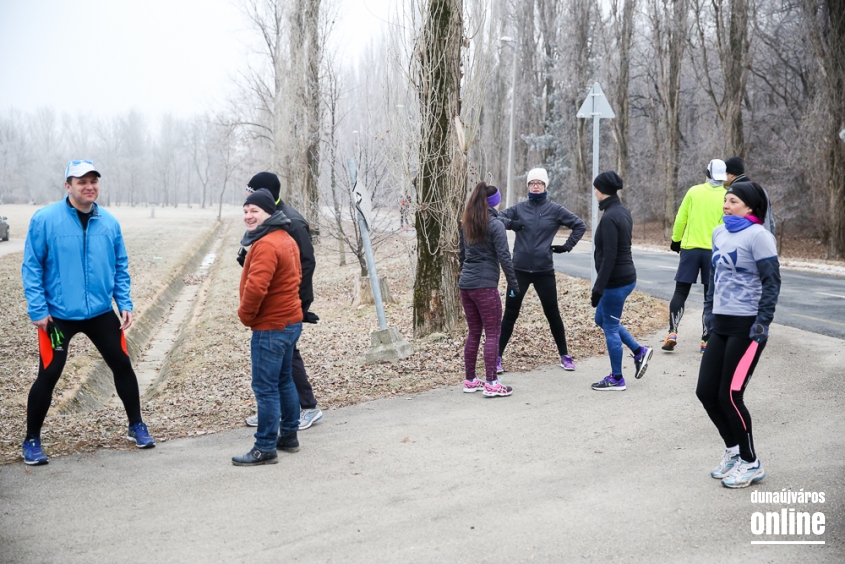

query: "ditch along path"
left=57, top=220, right=230, bottom=415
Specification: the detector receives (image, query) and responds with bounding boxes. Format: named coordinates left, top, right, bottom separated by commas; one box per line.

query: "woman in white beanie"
left=496, top=167, right=587, bottom=373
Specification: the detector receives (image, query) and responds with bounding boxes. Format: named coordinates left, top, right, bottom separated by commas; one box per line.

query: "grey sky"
left=0, top=0, right=391, bottom=119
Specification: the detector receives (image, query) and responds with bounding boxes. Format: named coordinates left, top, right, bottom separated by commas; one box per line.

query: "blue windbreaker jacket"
left=22, top=197, right=132, bottom=322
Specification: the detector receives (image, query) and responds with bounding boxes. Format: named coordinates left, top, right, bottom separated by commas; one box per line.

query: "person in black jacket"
left=590, top=171, right=653, bottom=391
left=239, top=172, right=323, bottom=430
left=724, top=157, right=775, bottom=235
left=459, top=183, right=519, bottom=397
left=497, top=168, right=586, bottom=373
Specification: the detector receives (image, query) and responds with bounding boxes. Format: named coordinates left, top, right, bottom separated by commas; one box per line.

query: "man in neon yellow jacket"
left=663, top=159, right=727, bottom=353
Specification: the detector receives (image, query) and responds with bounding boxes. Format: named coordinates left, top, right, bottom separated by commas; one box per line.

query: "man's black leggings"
left=696, top=330, right=766, bottom=462
left=292, top=348, right=317, bottom=409
left=669, top=281, right=710, bottom=341
left=27, top=311, right=142, bottom=438
left=499, top=270, right=568, bottom=357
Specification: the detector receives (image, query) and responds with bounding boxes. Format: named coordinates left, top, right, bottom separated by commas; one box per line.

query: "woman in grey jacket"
left=497, top=168, right=586, bottom=372
left=459, top=183, right=519, bottom=397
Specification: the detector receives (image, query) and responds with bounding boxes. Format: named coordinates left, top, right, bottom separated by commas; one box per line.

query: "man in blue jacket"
left=20, top=160, right=155, bottom=465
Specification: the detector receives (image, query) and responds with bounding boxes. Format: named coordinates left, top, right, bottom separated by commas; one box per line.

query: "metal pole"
left=505, top=46, right=518, bottom=209
left=346, top=158, right=388, bottom=330
left=590, top=94, right=600, bottom=287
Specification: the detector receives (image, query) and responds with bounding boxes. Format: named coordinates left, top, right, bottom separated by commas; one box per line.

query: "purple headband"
left=486, top=189, right=501, bottom=207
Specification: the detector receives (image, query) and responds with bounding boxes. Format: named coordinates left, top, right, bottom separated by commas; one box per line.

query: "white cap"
left=65, top=159, right=101, bottom=180
left=707, top=159, right=727, bottom=181
left=526, top=168, right=549, bottom=188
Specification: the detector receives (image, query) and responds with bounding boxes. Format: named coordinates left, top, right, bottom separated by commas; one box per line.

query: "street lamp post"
left=500, top=36, right=518, bottom=209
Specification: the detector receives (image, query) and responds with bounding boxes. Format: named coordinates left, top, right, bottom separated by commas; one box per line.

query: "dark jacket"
left=730, top=174, right=775, bottom=235
left=459, top=208, right=519, bottom=291
left=593, top=195, right=636, bottom=294
left=498, top=196, right=586, bottom=274
left=276, top=199, right=316, bottom=314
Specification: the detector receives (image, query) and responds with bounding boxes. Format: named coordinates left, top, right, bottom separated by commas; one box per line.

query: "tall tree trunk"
left=413, top=0, right=464, bottom=337
left=304, top=0, right=322, bottom=229
left=720, top=0, right=750, bottom=157
left=611, top=0, right=636, bottom=178
left=802, top=0, right=845, bottom=257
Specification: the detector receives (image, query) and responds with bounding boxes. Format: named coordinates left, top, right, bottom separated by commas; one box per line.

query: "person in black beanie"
left=240, top=172, right=323, bottom=431
left=590, top=171, right=653, bottom=391
left=724, top=157, right=775, bottom=235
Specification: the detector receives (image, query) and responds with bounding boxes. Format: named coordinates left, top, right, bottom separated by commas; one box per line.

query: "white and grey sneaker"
left=711, top=449, right=741, bottom=479
left=721, top=459, right=766, bottom=488
left=244, top=414, right=258, bottom=427
left=299, top=407, right=323, bottom=430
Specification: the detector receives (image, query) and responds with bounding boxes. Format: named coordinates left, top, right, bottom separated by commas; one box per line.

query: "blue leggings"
left=595, top=282, right=640, bottom=376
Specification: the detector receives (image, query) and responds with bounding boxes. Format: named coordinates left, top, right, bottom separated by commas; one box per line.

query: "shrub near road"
left=0, top=213, right=666, bottom=464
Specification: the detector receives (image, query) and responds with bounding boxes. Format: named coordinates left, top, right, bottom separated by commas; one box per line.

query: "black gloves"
left=507, top=219, right=524, bottom=232
left=749, top=322, right=768, bottom=342
left=236, top=247, right=247, bottom=267
left=591, top=291, right=602, bottom=308
left=303, top=311, right=320, bottom=324
left=551, top=244, right=572, bottom=253
left=670, top=240, right=681, bottom=253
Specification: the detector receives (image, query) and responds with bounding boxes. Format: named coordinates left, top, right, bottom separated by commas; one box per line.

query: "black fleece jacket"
left=593, top=194, right=636, bottom=295
left=276, top=199, right=316, bottom=314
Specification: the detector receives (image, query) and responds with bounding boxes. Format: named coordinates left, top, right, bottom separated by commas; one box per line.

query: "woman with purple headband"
left=458, top=182, right=519, bottom=397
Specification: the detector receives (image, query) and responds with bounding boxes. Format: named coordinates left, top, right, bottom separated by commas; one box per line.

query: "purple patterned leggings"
left=460, top=287, right=503, bottom=382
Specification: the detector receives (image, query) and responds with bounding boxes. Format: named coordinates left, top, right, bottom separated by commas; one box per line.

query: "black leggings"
left=499, top=271, right=568, bottom=356
left=26, top=312, right=142, bottom=438
left=696, top=331, right=766, bottom=462
left=669, top=281, right=710, bottom=341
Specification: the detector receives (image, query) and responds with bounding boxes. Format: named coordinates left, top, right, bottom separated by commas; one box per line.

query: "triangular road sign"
left=576, top=82, right=616, bottom=119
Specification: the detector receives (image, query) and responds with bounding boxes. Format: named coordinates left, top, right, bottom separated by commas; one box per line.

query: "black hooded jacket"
left=276, top=199, right=316, bottom=315
left=593, top=194, right=636, bottom=295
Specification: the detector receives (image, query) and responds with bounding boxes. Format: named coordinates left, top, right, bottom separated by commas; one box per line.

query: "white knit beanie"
left=526, top=168, right=549, bottom=188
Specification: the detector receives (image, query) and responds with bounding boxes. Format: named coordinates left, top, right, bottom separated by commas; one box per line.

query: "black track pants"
left=27, top=311, right=142, bottom=438
left=668, top=281, right=709, bottom=341
left=499, top=271, right=568, bottom=357
left=696, top=331, right=766, bottom=462
left=292, top=348, right=317, bottom=409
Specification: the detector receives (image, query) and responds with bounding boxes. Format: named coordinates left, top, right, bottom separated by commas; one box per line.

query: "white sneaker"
left=244, top=413, right=258, bottom=427
left=721, top=459, right=766, bottom=488
left=711, top=449, right=740, bottom=479
left=299, top=407, right=323, bottom=430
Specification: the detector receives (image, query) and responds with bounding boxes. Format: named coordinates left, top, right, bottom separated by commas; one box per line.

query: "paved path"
left=554, top=246, right=845, bottom=340
left=1, top=321, right=843, bottom=563
left=0, top=238, right=24, bottom=258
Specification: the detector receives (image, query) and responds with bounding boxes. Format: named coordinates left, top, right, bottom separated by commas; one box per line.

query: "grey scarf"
left=240, top=210, right=292, bottom=247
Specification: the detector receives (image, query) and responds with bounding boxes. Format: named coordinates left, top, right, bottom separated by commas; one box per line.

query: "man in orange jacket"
left=232, top=188, right=303, bottom=466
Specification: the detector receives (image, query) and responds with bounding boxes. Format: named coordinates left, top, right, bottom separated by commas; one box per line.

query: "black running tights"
left=499, top=271, right=568, bottom=356
left=696, top=332, right=766, bottom=462
left=669, top=281, right=710, bottom=341
left=27, top=312, right=142, bottom=438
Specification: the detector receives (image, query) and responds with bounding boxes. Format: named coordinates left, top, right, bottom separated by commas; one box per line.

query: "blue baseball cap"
left=65, top=159, right=101, bottom=180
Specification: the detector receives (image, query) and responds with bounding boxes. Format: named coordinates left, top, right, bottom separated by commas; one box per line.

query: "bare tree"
left=801, top=0, right=845, bottom=257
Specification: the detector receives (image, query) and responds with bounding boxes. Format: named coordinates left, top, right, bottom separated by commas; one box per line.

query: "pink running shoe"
left=463, top=379, right=485, bottom=393
left=483, top=380, right=513, bottom=397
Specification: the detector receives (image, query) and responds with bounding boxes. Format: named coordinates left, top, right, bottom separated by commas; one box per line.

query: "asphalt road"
left=0, top=238, right=24, bottom=258
left=2, top=323, right=843, bottom=562
left=554, top=247, right=845, bottom=340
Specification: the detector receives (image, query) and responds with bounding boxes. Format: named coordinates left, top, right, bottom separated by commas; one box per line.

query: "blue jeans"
left=595, top=282, right=640, bottom=377
left=250, top=323, right=302, bottom=451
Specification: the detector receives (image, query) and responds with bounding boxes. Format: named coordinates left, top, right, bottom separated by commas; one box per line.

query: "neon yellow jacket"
left=671, top=182, right=726, bottom=249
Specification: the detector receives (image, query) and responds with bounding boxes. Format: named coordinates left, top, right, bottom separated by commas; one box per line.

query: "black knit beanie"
left=593, top=171, right=624, bottom=195
left=727, top=181, right=768, bottom=221
left=725, top=157, right=744, bottom=176
left=244, top=188, right=277, bottom=216
left=247, top=172, right=281, bottom=201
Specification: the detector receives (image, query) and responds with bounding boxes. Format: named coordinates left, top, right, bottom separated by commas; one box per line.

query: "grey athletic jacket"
left=459, top=208, right=519, bottom=292
left=498, top=196, right=586, bottom=274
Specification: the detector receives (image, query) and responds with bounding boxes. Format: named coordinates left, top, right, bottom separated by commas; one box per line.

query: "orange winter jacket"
left=238, top=229, right=303, bottom=330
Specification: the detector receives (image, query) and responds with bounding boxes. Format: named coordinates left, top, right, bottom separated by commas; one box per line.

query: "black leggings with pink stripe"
left=696, top=319, right=767, bottom=463
left=460, top=288, right=502, bottom=382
